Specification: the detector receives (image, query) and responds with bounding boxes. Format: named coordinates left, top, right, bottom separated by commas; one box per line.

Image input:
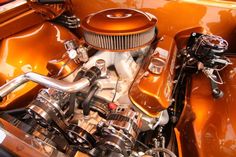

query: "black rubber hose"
left=0, top=147, right=14, bottom=157
left=66, top=66, right=101, bottom=117
left=82, top=85, right=99, bottom=116
left=84, top=66, right=101, bottom=84
left=66, top=70, right=86, bottom=118
left=2, top=108, right=26, bottom=115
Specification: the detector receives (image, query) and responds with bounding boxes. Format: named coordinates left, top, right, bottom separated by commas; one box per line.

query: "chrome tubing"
left=0, top=72, right=90, bottom=100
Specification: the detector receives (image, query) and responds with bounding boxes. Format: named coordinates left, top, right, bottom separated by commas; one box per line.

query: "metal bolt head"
left=68, top=49, right=78, bottom=59
left=95, top=59, right=107, bottom=77
left=64, top=40, right=78, bottom=51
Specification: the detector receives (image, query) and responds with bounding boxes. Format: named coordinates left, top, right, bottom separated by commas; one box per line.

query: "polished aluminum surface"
left=0, top=72, right=90, bottom=98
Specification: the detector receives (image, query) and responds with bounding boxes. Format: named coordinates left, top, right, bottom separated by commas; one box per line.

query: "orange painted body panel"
left=176, top=57, right=236, bottom=157
left=0, top=0, right=30, bottom=23
left=0, top=0, right=67, bottom=39
left=129, top=36, right=177, bottom=117
left=0, top=7, right=45, bottom=39
left=0, top=22, right=78, bottom=110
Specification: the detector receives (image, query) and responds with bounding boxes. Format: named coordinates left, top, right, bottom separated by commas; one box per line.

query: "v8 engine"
left=0, top=2, right=233, bottom=157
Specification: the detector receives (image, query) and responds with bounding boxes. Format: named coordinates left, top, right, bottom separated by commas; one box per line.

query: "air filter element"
left=81, top=8, right=157, bottom=51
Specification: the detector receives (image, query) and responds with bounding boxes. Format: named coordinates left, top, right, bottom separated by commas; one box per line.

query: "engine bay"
left=0, top=1, right=235, bottom=157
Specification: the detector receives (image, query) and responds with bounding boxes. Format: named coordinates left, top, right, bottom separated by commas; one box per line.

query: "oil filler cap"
left=148, top=58, right=165, bottom=75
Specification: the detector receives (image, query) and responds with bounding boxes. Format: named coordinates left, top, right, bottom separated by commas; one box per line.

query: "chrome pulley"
left=66, top=124, right=96, bottom=149
left=27, top=88, right=70, bottom=132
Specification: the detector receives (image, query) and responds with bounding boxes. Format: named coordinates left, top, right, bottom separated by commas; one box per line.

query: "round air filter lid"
left=81, top=8, right=157, bottom=51
left=81, top=8, right=157, bottom=35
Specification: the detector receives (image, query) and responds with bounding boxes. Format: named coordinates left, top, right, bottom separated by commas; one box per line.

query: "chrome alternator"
left=97, top=106, right=142, bottom=156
